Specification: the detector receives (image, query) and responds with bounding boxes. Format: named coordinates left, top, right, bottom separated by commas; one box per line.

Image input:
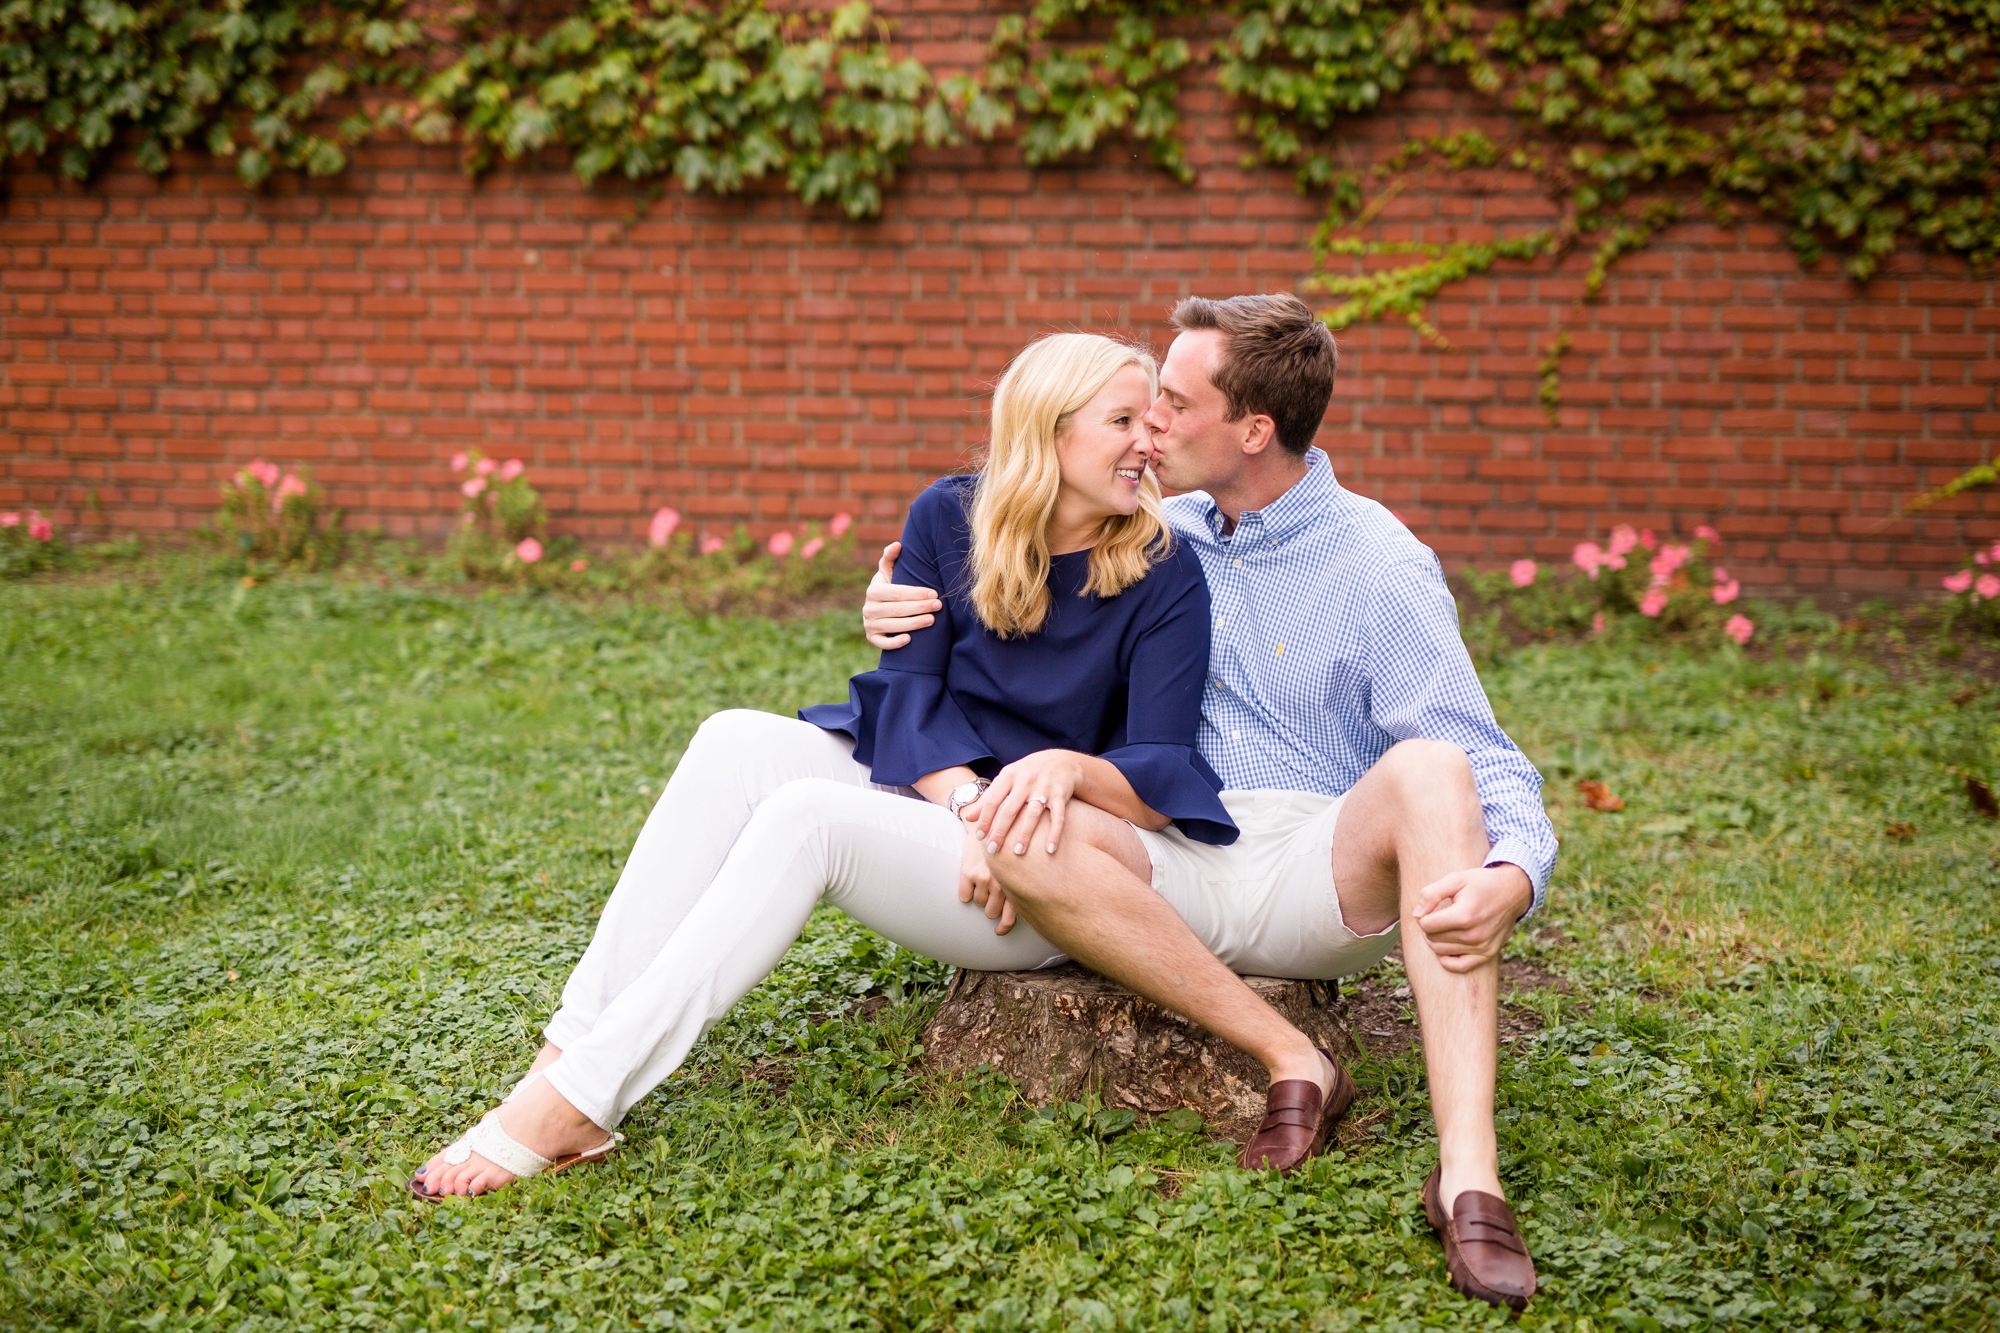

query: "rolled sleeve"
left=1366, top=557, right=1558, bottom=916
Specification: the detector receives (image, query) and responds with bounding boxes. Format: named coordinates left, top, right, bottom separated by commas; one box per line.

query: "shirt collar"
left=1204, top=447, right=1338, bottom=543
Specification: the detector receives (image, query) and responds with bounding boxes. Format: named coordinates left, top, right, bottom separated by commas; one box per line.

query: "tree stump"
left=920, top=964, right=1356, bottom=1141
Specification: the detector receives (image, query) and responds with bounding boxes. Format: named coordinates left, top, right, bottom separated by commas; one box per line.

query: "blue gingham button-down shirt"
left=1164, top=448, right=1557, bottom=914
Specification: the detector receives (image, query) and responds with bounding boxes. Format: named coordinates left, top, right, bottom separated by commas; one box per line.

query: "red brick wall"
left=3, top=2, right=1995, bottom=598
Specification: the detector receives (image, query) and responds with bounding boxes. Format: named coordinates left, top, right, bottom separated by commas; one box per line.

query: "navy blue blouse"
left=802, top=476, right=1236, bottom=845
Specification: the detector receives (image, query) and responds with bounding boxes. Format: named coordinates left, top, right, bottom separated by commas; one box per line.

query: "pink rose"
left=700, top=535, right=725, bottom=555
left=570, top=558, right=588, bottom=572
left=801, top=537, right=825, bottom=560
left=500, top=459, right=525, bottom=481
left=1712, top=578, right=1740, bottom=605
left=1943, top=569, right=1974, bottom=594
left=1990, top=540, right=2000, bottom=562
left=1723, top=613, right=1754, bottom=645
left=1639, top=587, right=1669, bottom=617
left=247, top=459, right=280, bottom=489
left=475, top=457, right=497, bottom=477
left=1591, top=611, right=1605, bottom=635
left=0, top=512, right=18, bottom=528
left=1978, top=574, right=2000, bottom=600
left=29, top=517, right=53, bottom=542
left=1638, top=528, right=1657, bottom=551
left=1976, top=550, right=1989, bottom=566
left=515, top=538, right=543, bottom=564
left=1572, top=542, right=1603, bottom=579
left=1508, top=559, right=1536, bottom=588
left=461, top=477, right=486, bottom=498
left=1607, top=525, right=1638, bottom=558
left=1694, top=524, right=1719, bottom=542
left=271, top=474, right=308, bottom=511
left=829, top=512, right=853, bottom=537
left=649, top=507, right=680, bottom=547
left=768, top=531, right=795, bottom=557
left=451, top=452, right=469, bottom=473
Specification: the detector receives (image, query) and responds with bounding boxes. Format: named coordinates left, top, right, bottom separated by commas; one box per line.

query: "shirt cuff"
left=1483, top=838, right=1547, bottom=920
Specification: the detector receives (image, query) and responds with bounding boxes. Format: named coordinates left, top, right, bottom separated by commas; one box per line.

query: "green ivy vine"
left=3, top=0, right=1995, bottom=332
left=412, top=0, right=953, bottom=219
left=0, top=0, right=422, bottom=184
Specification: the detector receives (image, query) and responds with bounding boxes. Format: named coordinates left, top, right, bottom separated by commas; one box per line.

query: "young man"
left=862, top=293, right=1554, bottom=1310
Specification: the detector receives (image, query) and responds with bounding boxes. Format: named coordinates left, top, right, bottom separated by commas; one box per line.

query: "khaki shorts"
left=1131, top=788, right=1399, bottom=981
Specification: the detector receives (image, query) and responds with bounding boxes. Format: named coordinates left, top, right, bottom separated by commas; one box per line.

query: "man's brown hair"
left=1170, top=292, right=1337, bottom=455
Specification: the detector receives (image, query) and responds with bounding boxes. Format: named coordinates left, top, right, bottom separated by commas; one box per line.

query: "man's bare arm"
left=863, top=541, right=943, bottom=649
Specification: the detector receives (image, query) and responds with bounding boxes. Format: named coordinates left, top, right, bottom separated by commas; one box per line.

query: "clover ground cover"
left=2, top=576, right=1996, bottom=1331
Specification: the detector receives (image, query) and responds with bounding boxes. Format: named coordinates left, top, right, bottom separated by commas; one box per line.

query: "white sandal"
left=409, top=1076, right=624, bottom=1200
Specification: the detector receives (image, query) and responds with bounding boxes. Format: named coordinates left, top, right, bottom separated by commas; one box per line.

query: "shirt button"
left=1232, top=559, right=1242, bottom=568
left=1231, top=731, right=1240, bottom=740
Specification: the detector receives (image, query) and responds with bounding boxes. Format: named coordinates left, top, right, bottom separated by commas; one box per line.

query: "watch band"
left=946, top=778, right=990, bottom=815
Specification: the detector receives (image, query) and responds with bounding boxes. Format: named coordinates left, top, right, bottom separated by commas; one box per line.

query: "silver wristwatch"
left=946, top=778, right=990, bottom=816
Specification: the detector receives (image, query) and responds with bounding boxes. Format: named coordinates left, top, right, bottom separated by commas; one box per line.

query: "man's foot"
left=411, top=1069, right=617, bottom=1198
left=1238, top=1048, right=1357, bottom=1173
left=1422, top=1166, right=1536, bottom=1311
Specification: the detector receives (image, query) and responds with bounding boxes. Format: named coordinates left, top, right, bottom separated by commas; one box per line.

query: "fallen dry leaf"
left=1576, top=779, right=1625, bottom=812
left=1969, top=776, right=1999, bottom=819
left=1885, top=822, right=1917, bottom=842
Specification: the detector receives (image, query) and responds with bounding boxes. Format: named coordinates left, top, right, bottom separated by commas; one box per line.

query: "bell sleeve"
left=800, top=484, right=994, bottom=786
left=1099, top=552, right=1237, bottom=845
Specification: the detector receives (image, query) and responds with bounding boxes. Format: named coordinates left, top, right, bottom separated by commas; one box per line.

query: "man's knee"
left=988, top=802, right=1148, bottom=904
left=1380, top=738, right=1478, bottom=811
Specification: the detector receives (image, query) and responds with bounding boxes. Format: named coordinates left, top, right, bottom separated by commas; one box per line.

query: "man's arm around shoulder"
left=863, top=542, right=943, bottom=649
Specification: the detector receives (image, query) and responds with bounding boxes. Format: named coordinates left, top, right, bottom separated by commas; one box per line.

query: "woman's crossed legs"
left=416, top=711, right=1064, bottom=1197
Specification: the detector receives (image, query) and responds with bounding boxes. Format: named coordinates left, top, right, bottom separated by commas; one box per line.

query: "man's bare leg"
left=986, top=806, right=1334, bottom=1095
left=1327, top=739, right=1509, bottom=1211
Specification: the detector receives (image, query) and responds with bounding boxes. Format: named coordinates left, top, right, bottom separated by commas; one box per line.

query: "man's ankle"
left=1435, top=1150, right=1503, bottom=1206
left=1265, top=1037, right=1329, bottom=1094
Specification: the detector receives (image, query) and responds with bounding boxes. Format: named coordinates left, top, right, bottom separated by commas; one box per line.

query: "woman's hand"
left=958, top=833, right=1015, bottom=934
left=962, top=750, right=1087, bottom=861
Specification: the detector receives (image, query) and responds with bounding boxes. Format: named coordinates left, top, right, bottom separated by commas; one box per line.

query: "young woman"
left=412, top=333, right=1235, bottom=1198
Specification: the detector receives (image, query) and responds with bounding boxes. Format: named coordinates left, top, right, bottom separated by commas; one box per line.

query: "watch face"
left=950, top=781, right=983, bottom=808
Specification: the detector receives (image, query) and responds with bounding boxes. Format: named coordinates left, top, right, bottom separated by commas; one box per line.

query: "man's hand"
left=1412, top=864, right=1533, bottom=973
left=958, top=832, right=1015, bottom=934
left=863, top=542, right=942, bottom=649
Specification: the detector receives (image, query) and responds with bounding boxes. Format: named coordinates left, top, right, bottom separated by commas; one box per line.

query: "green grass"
left=2, top=573, right=1997, bottom=1332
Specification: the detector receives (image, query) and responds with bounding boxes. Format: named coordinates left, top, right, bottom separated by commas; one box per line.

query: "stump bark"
left=920, top=964, right=1356, bottom=1141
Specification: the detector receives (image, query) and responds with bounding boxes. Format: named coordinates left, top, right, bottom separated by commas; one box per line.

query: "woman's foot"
left=412, top=1061, right=612, bottom=1198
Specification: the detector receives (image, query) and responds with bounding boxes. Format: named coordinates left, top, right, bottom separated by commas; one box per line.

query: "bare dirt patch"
left=1336, top=951, right=1574, bottom=1064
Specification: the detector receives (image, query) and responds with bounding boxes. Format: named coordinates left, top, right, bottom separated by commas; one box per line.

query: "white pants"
left=540, top=709, right=1067, bottom=1130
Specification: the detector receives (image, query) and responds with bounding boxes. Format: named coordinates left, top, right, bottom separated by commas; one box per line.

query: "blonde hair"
left=968, top=333, right=1171, bottom=638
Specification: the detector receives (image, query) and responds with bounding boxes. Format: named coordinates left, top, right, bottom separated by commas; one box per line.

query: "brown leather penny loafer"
left=1422, top=1166, right=1536, bottom=1311
left=1237, top=1047, right=1357, bottom=1174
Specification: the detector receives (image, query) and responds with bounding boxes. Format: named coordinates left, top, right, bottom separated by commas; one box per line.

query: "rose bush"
left=444, top=450, right=551, bottom=581
left=0, top=509, right=60, bottom=578
left=1464, top=521, right=1755, bottom=648
left=214, top=458, right=345, bottom=568
left=1938, top=539, right=2000, bottom=638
